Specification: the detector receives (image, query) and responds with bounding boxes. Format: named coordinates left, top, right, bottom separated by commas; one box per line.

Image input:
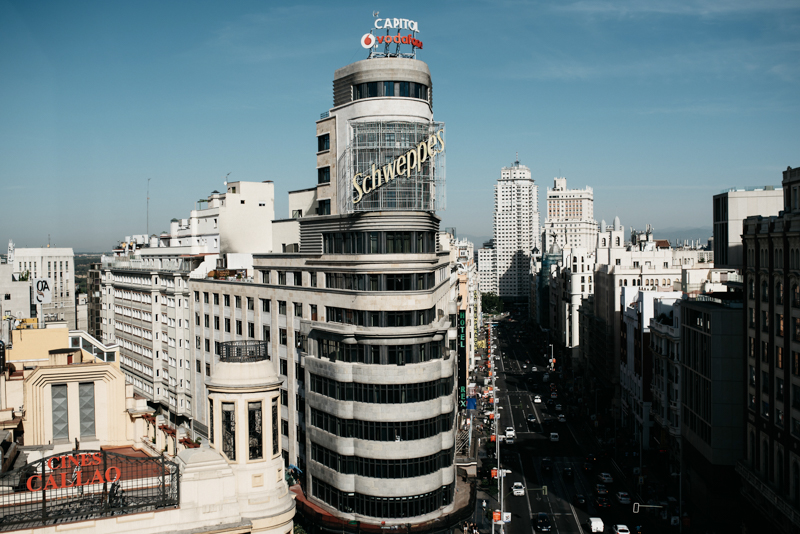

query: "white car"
left=512, top=482, right=525, bottom=496
left=532, top=366, right=538, bottom=371
left=613, top=526, right=630, bottom=534
left=505, top=427, right=516, bottom=439
left=558, top=414, right=566, bottom=423
left=615, top=491, right=631, bottom=504
left=534, top=395, right=542, bottom=403
left=597, top=472, right=614, bottom=483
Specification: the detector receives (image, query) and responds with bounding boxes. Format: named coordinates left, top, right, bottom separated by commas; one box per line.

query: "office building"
left=490, top=159, right=538, bottom=300
left=543, top=178, right=598, bottom=253
left=713, top=186, right=782, bottom=270
left=9, top=243, right=76, bottom=327
left=739, top=165, right=800, bottom=533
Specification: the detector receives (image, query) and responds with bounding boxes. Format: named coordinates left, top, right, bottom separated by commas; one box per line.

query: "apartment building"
left=543, top=177, right=598, bottom=253
left=10, top=243, right=76, bottom=326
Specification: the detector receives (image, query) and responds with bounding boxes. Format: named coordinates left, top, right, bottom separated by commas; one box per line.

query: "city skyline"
left=1, top=0, right=798, bottom=251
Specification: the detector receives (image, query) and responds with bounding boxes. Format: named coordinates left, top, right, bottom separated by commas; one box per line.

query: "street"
left=476, top=314, right=670, bottom=534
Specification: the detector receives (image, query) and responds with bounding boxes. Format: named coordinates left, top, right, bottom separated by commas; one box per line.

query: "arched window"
left=624, top=279, right=628, bottom=286
left=749, top=280, right=755, bottom=299
left=615, top=237, right=620, bottom=246
left=762, top=280, right=769, bottom=302
left=776, top=282, right=783, bottom=305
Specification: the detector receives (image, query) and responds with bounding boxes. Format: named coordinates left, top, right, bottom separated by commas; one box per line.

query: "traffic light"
left=491, top=468, right=498, bottom=479
left=542, top=486, right=547, bottom=495
left=633, top=503, right=640, bottom=513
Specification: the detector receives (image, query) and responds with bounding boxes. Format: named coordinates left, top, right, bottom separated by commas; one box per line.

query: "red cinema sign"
left=26, top=452, right=121, bottom=492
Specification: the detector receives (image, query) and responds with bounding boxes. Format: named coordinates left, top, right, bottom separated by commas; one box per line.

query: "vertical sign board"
left=458, top=310, right=467, bottom=410
left=33, top=278, right=52, bottom=305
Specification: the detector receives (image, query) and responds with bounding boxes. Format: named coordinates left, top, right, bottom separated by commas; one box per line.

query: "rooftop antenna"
left=147, top=178, right=151, bottom=237
left=224, top=172, right=231, bottom=185
left=515, top=152, right=519, bottom=165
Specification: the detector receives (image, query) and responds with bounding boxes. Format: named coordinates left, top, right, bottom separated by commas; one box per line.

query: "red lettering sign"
left=24, top=453, right=122, bottom=492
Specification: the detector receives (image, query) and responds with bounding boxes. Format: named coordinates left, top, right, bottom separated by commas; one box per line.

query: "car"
left=547, top=399, right=555, bottom=407
left=551, top=392, right=558, bottom=399
left=535, top=512, right=551, bottom=532
left=534, top=395, right=542, bottom=403
left=555, top=403, right=562, bottom=411
left=595, top=483, right=609, bottom=495
left=563, top=466, right=573, bottom=478
left=612, top=526, right=631, bottom=534
left=586, top=453, right=598, bottom=463
left=572, top=493, right=587, bottom=507
left=512, top=482, right=525, bottom=496
left=615, top=491, right=631, bottom=504
left=505, top=427, right=516, bottom=439
left=550, top=432, right=559, bottom=442
left=542, top=457, right=552, bottom=471
left=527, top=413, right=537, bottom=423
left=594, top=496, right=611, bottom=509
left=532, top=366, right=538, bottom=371
left=597, top=472, right=614, bottom=483
left=542, top=373, right=550, bottom=382
left=523, top=364, right=527, bottom=370
left=558, top=414, right=566, bottom=423
left=583, top=462, right=593, bottom=472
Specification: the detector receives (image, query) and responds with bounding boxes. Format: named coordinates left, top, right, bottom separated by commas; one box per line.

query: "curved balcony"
left=220, top=340, right=269, bottom=362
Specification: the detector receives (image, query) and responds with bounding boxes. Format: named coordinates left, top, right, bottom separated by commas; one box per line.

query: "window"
left=279, top=301, right=287, bottom=315
left=225, top=318, right=231, bottom=333
left=280, top=359, right=288, bottom=376
left=278, top=271, right=287, bottom=285
left=236, top=320, right=243, bottom=336
left=248, top=402, right=263, bottom=460
left=318, top=133, right=330, bottom=152
left=247, top=297, right=254, bottom=310
left=222, top=402, right=236, bottom=461
left=209, top=399, right=214, bottom=444
left=204, top=314, right=210, bottom=328
left=206, top=363, right=211, bottom=376
left=317, top=199, right=331, bottom=216
left=51, top=384, right=69, bottom=440
left=214, top=293, right=219, bottom=305
left=294, top=303, right=303, bottom=317
left=311, top=272, right=317, bottom=287
left=79, top=382, right=96, bottom=437
left=214, top=316, right=220, bottom=330
left=248, top=322, right=255, bottom=338
left=280, top=329, right=287, bottom=345
left=196, top=360, right=201, bottom=373
left=777, top=377, right=785, bottom=401
left=262, top=325, right=270, bottom=342
left=318, top=166, right=331, bottom=184
left=261, top=299, right=270, bottom=312
left=272, top=398, right=279, bottom=456
left=205, top=338, right=210, bottom=352
left=203, top=292, right=209, bottom=304
left=777, top=314, right=784, bottom=336
left=194, top=291, right=199, bottom=302
left=224, top=294, right=230, bottom=307
left=235, top=296, right=242, bottom=309
left=776, top=346, right=784, bottom=369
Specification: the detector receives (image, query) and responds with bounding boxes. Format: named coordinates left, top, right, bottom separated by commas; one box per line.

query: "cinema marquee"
left=0, top=449, right=179, bottom=531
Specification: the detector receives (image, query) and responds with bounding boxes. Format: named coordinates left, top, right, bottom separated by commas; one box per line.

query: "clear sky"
left=1, top=0, right=798, bottom=251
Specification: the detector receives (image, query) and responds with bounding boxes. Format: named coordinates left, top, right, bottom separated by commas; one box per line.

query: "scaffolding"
left=338, top=120, right=446, bottom=214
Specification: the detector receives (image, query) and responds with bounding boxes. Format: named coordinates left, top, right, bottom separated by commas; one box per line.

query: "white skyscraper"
left=543, top=177, right=598, bottom=253
left=490, top=158, right=539, bottom=299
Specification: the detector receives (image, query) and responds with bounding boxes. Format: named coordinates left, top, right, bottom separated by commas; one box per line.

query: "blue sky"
left=1, top=0, right=798, bottom=251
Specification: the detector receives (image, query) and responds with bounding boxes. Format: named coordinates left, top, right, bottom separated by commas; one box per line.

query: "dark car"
left=583, top=462, right=593, bottom=472
left=542, top=457, right=552, bottom=472
left=563, top=466, right=573, bottom=478
left=573, top=493, right=587, bottom=507
left=535, top=512, right=552, bottom=532
left=586, top=453, right=598, bottom=463
left=595, top=483, right=609, bottom=495
left=594, top=496, right=612, bottom=509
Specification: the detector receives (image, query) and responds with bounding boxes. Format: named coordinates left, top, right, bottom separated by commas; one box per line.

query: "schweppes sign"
left=352, top=128, right=445, bottom=204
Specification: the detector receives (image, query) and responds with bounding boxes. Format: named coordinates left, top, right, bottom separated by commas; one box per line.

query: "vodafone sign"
left=362, top=17, right=423, bottom=51
left=361, top=33, right=376, bottom=49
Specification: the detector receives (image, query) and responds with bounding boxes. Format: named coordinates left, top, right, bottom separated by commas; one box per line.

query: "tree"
left=482, top=292, right=504, bottom=314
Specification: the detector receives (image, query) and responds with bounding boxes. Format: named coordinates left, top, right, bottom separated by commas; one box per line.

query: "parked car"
left=595, top=484, right=609, bottom=495
left=535, top=512, right=552, bottom=532
left=615, top=491, right=631, bottom=504
left=597, top=472, right=614, bottom=483
left=512, top=482, right=525, bottom=496
left=594, top=496, right=611, bottom=509
left=573, top=493, right=587, bottom=507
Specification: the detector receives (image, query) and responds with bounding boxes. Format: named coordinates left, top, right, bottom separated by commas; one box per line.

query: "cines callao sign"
left=352, top=129, right=444, bottom=204
left=25, top=452, right=120, bottom=491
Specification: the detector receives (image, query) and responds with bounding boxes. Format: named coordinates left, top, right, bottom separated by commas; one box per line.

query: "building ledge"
left=737, top=461, right=800, bottom=531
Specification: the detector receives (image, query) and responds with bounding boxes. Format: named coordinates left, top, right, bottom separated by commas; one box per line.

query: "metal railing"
left=220, top=340, right=269, bottom=362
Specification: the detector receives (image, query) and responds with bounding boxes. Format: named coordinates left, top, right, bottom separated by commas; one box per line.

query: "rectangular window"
left=206, top=363, right=211, bottom=376
left=197, top=360, right=201, bottom=373
left=311, top=272, right=317, bottom=287
left=249, top=402, right=263, bottom=460
left=214, top=293, right=219, bottom=305
left=247, top=297, right=254, bottom=310
left=294, top=303, right=303, bottom=317
left=280, top=328, right=287, bottom=345
left=317, top=199, right=331, bottom=216
left=214, top=316, right=220, bottom=330
left=279, top=301, right=287, bottom=315
left=222, top=402, right=236, bottom=461
left=248, top=322, right=255, bottom=338
left=262, top=325, right=270, bottom=342
left=317, top=133, right=330, bottom=152
left=51, top=384, right=69, bottom=441
left=280, top=359, right=288, bottom=376
left=278, top=271, right=287, bottom=285
left=225, top=318, right=231, bottom=333
left=776, top=347, right=784, bottom=369
left=318, top=166, right=331, bottom=184
left=261, top=299, right=270, bottom=312
left=235, top=296, right=242, bottom=309
left=79, top=382, right=96, bottom=437
left=236, top=320, right=243, bottom=335
left=272, top=398, right=279, bottom=456
left=224, top=294, right=230, bottom=307
left=209, top=399, right=214, bottom=444
left=203, top=292, right=209, bottom=304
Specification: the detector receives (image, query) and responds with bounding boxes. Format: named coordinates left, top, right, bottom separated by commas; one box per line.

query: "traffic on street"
left=473, top=309, right=678, bottom=534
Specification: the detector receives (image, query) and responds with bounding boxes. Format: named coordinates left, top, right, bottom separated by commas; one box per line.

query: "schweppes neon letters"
left=352, top=129, right=444, bottom=204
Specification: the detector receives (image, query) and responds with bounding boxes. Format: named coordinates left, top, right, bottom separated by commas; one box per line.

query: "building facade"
left=10, top=244, right=76, bottom=327
left=543, top=178, right=598, bottom=253
left=490, top=159, right=538, bottom=300
left=739, top=165, right=800, bottom=533
left=713, top=186, right=782, bottom=270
